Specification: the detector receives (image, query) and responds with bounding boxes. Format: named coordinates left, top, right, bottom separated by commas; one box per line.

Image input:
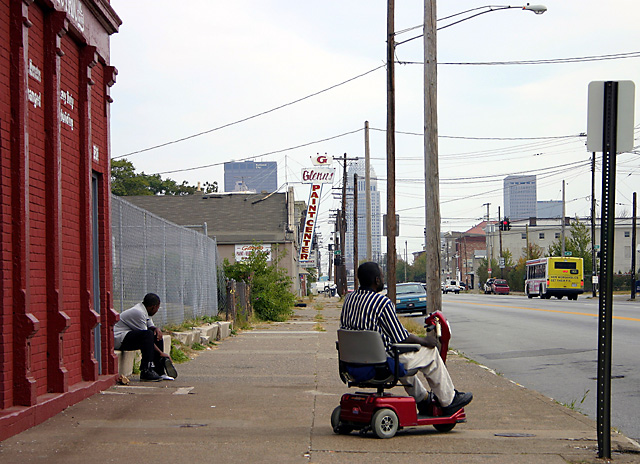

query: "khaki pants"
left=399, top=347, right=455, bottom=406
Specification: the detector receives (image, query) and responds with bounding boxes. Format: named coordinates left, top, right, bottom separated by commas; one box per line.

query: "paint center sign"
left=299, top=155, right=334, bottom=265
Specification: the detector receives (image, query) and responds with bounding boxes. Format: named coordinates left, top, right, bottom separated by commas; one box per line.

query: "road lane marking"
left=456, top=301, right=640, bottom=322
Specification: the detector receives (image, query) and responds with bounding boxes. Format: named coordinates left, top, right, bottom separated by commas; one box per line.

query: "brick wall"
left=0, top=0, right=11, bottom=410
left=0, top=0, right=121, bottom=440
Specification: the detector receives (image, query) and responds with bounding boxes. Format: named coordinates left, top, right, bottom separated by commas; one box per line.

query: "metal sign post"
left=588, top=80, right=635, bottom=459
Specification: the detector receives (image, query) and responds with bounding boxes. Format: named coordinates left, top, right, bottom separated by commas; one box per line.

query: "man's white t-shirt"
left=113, top=302, right=155, bottom=349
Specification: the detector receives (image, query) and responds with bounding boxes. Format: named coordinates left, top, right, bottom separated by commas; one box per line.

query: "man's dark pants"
left=120, top=329, right=166, bottom=375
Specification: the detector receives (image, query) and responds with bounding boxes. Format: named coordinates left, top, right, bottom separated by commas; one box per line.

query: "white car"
left=442, top=280, right=461, bottom=294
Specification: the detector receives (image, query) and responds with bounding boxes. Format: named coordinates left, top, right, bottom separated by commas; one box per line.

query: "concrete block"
left=200, top=335, right=211, bottom=345
left=216, top=321, right=232, bottom=340
left=115, top=350, right=139, bottom=377
left=197, top=323, right=218, bottom=340
left=162, top=334, right=171, bottom=355
left=172, top=330, right=198, bottom=346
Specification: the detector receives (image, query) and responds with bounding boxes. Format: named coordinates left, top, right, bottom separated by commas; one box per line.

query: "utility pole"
left=631, top=192, right=637, bottom=300
left=499, top=206, right=503, bottom=278
left=424, top=0, right=441, bottom=312
left=337, top=153, right=348, bottom=296
left=592, top=153, right=597, bottom=297
left=386, top=0, right=397, bottom=302
left=561, top=180, right=566, bottom=257
left=353, top=173, right=359, bottom=291
left=404, top=240, right=408, bottom=283
left=483, top=202, right=491, bottom=277
left=526, top=224, right=530, bottom=260
left=365, top=121, right=372, bottom=261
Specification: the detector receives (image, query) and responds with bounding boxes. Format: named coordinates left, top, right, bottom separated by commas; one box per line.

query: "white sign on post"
left=587, top=81, right=635, bottom=153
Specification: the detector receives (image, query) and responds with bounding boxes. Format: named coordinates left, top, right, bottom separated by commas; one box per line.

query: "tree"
left=547, top=217, right=592, bottom=274
left=111, top=159, right=218, bottom=196
left=223, top=245, right=295, bottom=322
left=523, top=242, right=544, bottom=260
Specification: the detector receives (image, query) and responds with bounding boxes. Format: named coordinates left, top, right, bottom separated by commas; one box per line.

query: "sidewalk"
left=1, top=295, right=639, bottom=463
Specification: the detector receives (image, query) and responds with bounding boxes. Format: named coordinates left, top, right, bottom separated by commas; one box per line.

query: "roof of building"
left=122, top=192, right=292, bottom=245
left=464, top=221, right=495, bottom=236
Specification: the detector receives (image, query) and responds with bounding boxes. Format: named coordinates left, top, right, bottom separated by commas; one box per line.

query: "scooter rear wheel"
left=331, top=406, right=353, bottom=435
left=372, top=408, right=398, bottom=439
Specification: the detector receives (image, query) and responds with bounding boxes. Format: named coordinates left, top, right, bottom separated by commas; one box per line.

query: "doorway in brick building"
left=92, top=174, right=102, bottom=372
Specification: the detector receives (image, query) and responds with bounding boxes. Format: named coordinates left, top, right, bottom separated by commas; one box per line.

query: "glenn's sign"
left=301, top=167, right=335, bottom=184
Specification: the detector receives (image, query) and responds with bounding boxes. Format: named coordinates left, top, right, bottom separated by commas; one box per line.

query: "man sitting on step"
left=114, top=293, right=178, bottom=382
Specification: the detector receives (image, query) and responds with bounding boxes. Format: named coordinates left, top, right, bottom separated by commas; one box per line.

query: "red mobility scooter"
left=331, top=311, right=466, bottom=438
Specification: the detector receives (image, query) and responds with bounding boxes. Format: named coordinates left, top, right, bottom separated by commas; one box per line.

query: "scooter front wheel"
left=372, top=408, right=398, bottom=439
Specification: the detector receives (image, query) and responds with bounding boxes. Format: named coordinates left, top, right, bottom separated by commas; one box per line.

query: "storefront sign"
left=235, top=244, right=271, bottom=262
left=301, top=167, right=335, bottom=184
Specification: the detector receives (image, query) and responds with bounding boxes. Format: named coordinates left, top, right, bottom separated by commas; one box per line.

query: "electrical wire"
left=151, top=128, right=363, bottom=176
left=397, top=51, right=640, bottom=66
left=112, top=65, right=385, bottom=160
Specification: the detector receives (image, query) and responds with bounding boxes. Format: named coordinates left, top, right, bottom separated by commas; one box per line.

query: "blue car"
left=395, top=283, right=428, bottom=316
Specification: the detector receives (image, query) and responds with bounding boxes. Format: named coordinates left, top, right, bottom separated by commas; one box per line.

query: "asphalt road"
left=413, top=292, right=640, bottom=442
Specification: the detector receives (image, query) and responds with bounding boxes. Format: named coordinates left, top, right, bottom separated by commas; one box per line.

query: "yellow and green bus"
left=525, top=257, right=584, bottom=300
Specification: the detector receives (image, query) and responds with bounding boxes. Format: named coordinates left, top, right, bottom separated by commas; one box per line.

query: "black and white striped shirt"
left=341, top=289, right=409, bottom=354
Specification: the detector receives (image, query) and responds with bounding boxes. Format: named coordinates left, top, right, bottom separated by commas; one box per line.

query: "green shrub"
left=223, top=244, right=295, bottom=322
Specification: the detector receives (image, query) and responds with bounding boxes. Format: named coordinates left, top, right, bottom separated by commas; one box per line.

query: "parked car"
left=441, top=280, right=461, bottom=294
left=483, top=278, right=495, bottom=294
left=491, top=279, right=510, bottom=295
left=395, top=282, right=428, bottom=316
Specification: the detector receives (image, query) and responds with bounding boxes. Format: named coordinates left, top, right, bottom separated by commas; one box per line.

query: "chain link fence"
left=112, top=195, right=220, bottom=327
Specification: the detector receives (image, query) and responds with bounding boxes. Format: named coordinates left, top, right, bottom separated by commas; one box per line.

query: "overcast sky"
left=109, top=1, right=640, bottom=265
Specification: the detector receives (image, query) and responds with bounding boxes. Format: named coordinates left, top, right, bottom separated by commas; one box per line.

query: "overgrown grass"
left=313, top=323, right=326, bottom=332
left=314, top=312, right=325, bottom=322
left=170, top=343, right=190, bottom=363
left=398, top=317, right=426, bottom=337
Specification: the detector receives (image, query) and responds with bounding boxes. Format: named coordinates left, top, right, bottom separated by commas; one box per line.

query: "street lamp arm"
left=439, top=4, right=546, bottom=31
left=395, top=4, right=546, bottom=45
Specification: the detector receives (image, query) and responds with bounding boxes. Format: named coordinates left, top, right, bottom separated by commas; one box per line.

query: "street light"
left=422, top=2, right=547, bottom=313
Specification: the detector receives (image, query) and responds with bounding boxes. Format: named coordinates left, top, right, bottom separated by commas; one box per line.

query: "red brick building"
left=1, top=0, right=121, bottom=440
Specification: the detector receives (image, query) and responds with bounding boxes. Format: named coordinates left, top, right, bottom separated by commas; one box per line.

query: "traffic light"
left=505, top=218, right=511, bottom=230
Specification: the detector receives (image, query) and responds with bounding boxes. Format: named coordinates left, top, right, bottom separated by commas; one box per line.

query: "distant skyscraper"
left=344, top=159, right=381, bottom=274
left=504, top=175, right=537, bottom=220
left=224, top=161, right=278, bottom=193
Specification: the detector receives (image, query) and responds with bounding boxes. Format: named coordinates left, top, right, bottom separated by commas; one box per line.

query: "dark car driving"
left=395, top=282, right=427, bottom=316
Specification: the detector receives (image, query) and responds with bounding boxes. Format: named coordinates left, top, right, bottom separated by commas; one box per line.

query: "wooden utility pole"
left=365, top=121, right=372, bottom=261
left=337, top=153, right=348, bottom=296
left=424, top=0, right=441, bottom=311
left=353, top=173, right=359, bottom=291
left=631, top=192, right=637, bottom=300
left=561, top=180, right=566, bottom=257
left=499, top=206, right=503, bottom=278
left=386, top=0, right=397, bottom=301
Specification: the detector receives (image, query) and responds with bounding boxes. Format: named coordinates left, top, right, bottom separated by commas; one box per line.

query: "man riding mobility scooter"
left=332, top=311, right=466, bottom=438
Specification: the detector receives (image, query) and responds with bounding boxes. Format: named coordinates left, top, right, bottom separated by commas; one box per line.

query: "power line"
left=112, top=65, right=385, bottom=160
left=397, top=51, right=640, bottom=66
left=151, top=128, right=363, bottom=176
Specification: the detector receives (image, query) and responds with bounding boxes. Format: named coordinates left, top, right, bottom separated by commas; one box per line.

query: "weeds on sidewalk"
left=558, top=390, right=589, bottom=413
left=313, top=323, right=326, bottom=332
